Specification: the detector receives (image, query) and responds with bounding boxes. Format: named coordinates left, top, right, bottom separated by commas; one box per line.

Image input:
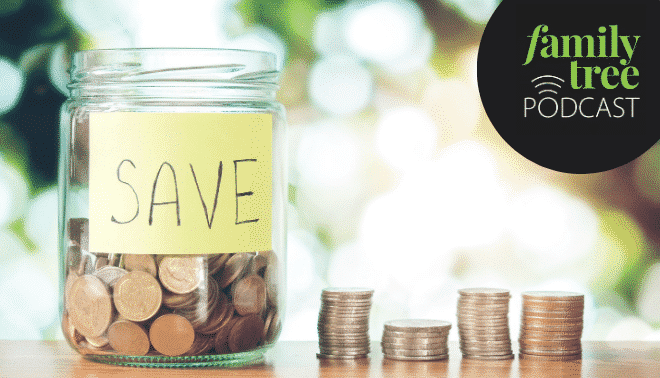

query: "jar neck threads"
left=68, top=48, right=279, bottom=101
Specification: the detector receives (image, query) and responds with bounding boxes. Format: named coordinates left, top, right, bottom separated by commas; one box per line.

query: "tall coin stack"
left=457, top=288, right=514, bottom=360
left=381, top=319, right=451, bottom=361
left=519, top=291, right=584, bottom=361
left=317, top=288, right=374, bottom=359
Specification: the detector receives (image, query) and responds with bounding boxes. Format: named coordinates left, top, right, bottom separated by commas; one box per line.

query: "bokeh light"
left=0, top=58, right=24, bottom=115
left=296, top=120, right=362, bottom=187
left=0, top=159, right=28, bottom=226
left=637, top=263, right=660, bottom=324
left=508, top=186, right=599, bottom=270
left=376, top=106, right=437, bottom=171
left=0, top=258, right=58, bottom=338
left=25, top=188, right=58, bottom=251
left=344, top=0, right=425, bottom=66
left=308, top=55, right=373, bottom=116
left=422, top=80, right=482, bottom=141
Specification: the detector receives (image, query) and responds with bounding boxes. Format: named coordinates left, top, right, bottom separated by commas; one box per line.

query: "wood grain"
left=0, top=341, right=658, bottom=377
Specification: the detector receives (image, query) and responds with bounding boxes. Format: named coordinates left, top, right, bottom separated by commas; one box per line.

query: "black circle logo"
left=478, top=0, right=660, bottom=174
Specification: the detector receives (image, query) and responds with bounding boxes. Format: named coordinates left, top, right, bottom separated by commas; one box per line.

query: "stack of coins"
left=317, top=288, right=374, bottom=359
left=62, top=218, right=282, bottom=359
left=457, top=288, right=513, bottom=360
left=519, top=291, right=584, bottom=361
left=381, top=319, right=451, bottom=361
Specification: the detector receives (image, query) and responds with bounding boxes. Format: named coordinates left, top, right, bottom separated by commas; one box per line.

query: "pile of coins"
left=519, top=291, right=584, bottom=361
left=62, top=218, right=281, bottom=358
left=317, top=288, right=374, bottom=359
left=457, top=288, right=513, bottom=360
left=381, top=319, right=451, bottom=361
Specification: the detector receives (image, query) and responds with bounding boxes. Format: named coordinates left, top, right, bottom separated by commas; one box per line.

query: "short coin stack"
left=317, top=288, right=374, bottom=359
left=519, top=291, right=584, bottom=361
left=457, top=288, right=513, bottom=360
left=381, top=319, right=451, bottom=361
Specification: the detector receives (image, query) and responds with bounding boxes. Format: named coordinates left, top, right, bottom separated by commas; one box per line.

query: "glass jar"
left=58, top=49, right=286, bottom=367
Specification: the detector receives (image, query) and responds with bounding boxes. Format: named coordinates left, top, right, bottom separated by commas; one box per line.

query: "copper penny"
left=208, top=253, right=232, bottom=275
left=463, top=354, right=514, bottom=360
left=107, top=319, right=151, bottom=356
left=159, top=256, right=204, bottom=294
left=69, top=275, right=113, bottom=338
left=265, top=311, right=281, bottom=342
left=233, top=274, right=267, bottom=315
left=196, top=293, right=233, bottom=335
left=176, top=276, right=220, bottom=329
left=62, top=312, right=84, bottom=346
left=264, top=252, right=279, bottom=305
left=186, top=333, right=215, bottom=355
left=250, top=254, right=268, bottom=276
left=214, top=317, right=237, bottom=354
left=519, top=352, right=582, bottom=361
left=162, top=289, right=197, bottom=309
left=114, top=270, right=162, bottom=322
left=149, top=314, right=195, bottom=356
left=86, top=335, right=110, bottom=348
left=218, top=253, right=251, bottom=288
left=228, top=314, right=265, bottom=353
left=94, top=257, right=109, bottom=271
left=123, top=254, right=158, bottom=277
left=64, top=271, right=80, bottom=311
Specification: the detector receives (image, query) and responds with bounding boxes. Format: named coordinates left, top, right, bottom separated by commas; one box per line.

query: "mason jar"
left=58, top=48, right=286, bottom=367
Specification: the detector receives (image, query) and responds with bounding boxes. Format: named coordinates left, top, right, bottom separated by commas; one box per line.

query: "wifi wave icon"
left=532, top=75, right=565, bottom=95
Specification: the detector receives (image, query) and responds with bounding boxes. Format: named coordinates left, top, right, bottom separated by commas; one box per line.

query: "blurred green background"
left=0, top=0, right=659, bottom=342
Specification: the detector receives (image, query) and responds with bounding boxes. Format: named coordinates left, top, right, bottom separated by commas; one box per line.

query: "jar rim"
left=70, top=48, right=280, bottom=88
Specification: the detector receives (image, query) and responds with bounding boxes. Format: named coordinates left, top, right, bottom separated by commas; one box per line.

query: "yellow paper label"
left=89, top=113, right=272, bottom=255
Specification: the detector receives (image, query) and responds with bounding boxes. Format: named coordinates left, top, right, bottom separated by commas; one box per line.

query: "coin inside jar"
left=64, top=271, right=80, bottom=311
left=107, top=319, right=151, bottom=356
left=123, top=254, right=158, bottom=277
left=149, top=314, right=195, bottom=356
left=62, top=312, right=84, bottom=347
left=68, top=275, right=113, bottom=338
left=214, top=317, right=237, bottom=354
left=228, top=314, right=265, bottom=353
left=113, top=270, right=162, bottom=322
left=250, top=254, right=268, bottom=276
left=68, top=218, right=88, bottom=248
left=208, top=253, right=232, bottom=275
left=218, top=253, right=252, bottom=288
left=186, top=333, right=215, bottom=355
left=232, top=274, right=267, bottom=315
left=195, top=292, right=233, bottom=335
left=93, top=266, right=128, bottom=288
left=159, top=256, right=204, bottom=294
left=86, top=335, right=110, bottom=348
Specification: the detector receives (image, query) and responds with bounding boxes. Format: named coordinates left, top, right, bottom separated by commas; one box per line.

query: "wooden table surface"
left=1, top=341, right=659, bottom=377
